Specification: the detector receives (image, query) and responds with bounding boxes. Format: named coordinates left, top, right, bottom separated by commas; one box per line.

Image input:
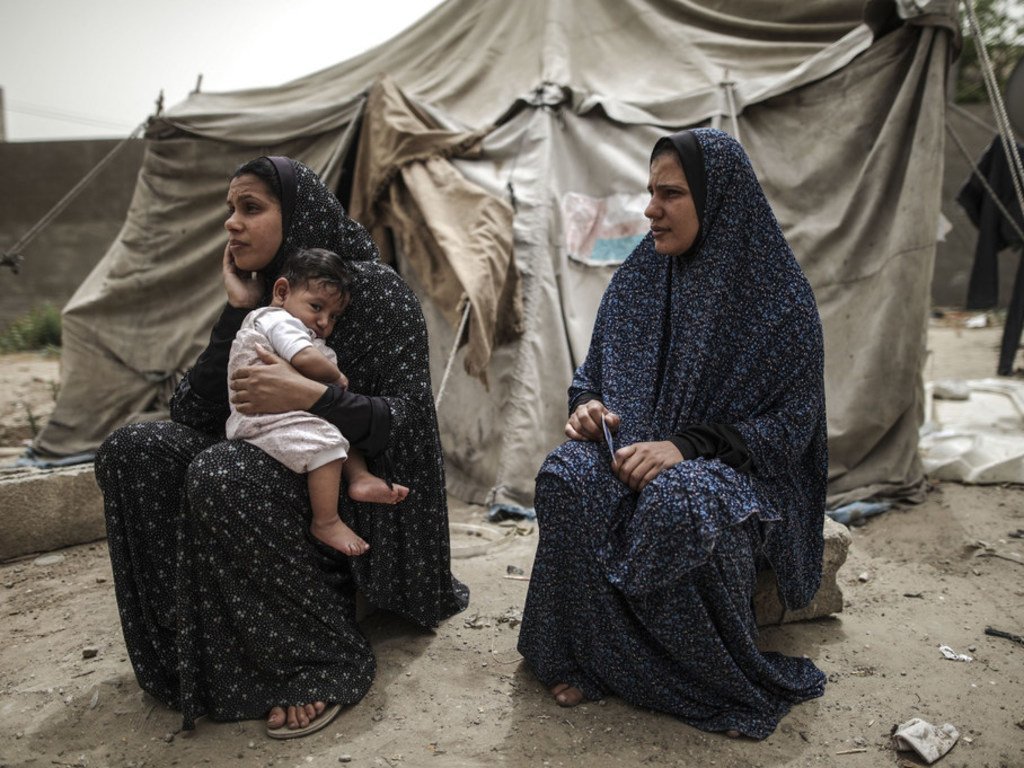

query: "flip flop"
left=266, top=703, right=342, bottom=740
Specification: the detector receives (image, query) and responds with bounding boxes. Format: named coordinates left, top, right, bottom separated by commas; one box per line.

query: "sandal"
left=266, top=703, right=342, bottom=740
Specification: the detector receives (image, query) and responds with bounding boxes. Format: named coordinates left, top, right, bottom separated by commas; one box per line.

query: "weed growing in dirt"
left=0, top=304, right=61, bottom=352
left=22, top=403, right=39, bottom=437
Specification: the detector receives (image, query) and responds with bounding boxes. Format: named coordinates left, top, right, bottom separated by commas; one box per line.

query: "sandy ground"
left=1, top=323, right=1023, bottom=768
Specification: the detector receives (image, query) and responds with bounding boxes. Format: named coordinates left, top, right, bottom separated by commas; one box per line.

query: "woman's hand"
left=222, top=243, right=264, bottom=309
left=613, top=440, right=683, bottom=492
left=230, top=345, right=327, bottom=415
left=566, top=400, right=620, bottom=442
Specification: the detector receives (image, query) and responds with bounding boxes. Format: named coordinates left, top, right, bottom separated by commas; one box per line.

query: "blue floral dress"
left=518, top=129, right=827, bottom=739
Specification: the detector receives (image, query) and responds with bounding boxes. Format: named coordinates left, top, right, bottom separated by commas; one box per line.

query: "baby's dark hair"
left=279, top=247, right=352, bottom=298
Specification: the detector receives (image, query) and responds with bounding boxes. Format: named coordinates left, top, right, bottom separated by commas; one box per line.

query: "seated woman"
left=95, top=156, right=468, bottom=739
left=517, top=129, right=828, bottom=740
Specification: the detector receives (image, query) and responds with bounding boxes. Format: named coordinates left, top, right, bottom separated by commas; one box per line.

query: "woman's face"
left=644, top=152, right=700, bottom=257
left=224, top=174, right=284, bottom=272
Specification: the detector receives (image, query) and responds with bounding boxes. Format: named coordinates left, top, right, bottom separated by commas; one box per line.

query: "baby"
left=226, top=247, right=408, bottom=555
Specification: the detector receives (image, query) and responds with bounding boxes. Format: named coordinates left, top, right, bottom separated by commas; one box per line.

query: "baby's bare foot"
left=310, top=518, right=369, bottom=556
left=348, top=475, right=410, bottom=505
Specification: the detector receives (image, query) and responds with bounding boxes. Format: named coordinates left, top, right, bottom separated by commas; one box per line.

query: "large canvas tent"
left=33, top=0, right=957, bottom=511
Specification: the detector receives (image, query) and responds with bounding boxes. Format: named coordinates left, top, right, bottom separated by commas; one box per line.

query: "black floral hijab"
left=259, top=156, right=378, bottom=285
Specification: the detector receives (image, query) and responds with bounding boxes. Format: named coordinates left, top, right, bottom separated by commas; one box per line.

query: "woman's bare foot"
left=310, top=517, right=369, bottom=556
left=550, top=682, right=584, bottom=707
left=267, top=701, right=324, bottom=730
left=347, top=474, right=409, bottom=505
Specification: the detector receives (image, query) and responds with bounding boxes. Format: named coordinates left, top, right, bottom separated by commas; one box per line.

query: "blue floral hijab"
left=571, top=128, right=827, bottom=608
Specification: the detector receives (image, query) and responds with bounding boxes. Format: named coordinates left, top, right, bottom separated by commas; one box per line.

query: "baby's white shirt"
left=250, top=307, right=315, bottom=363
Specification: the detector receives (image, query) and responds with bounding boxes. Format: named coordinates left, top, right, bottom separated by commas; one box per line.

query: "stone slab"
left=0, top=464, right=104, bottom=561
left=754, top=516, right=852, bottom=626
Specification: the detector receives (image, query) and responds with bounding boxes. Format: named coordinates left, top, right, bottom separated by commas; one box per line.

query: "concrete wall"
left=0, top=139, right=145, bottom=328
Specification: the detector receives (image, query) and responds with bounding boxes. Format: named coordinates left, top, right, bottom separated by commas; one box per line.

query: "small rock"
left=857, top=571, right=871, bottom=583
left=338, top=756, right=352, bottom=764
left=96, top=577, right=107, bottom=583
left=248, top=741, right=256, bottom=749
left=3, top=581, right=14, bottom=589
left=33, top=553, right=65, bottom=567
left=89, top=689, right=100, bottom=709
left=82, top=647, right=99, bottom=659
left=506, top=564, right=524, bottom=576
left=968, top=645, right=977, bottom=652
left=162, top=732, right=175, bottom=743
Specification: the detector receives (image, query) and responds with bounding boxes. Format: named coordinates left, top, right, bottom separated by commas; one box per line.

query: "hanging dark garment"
left=957, top=137, right=1024, bottom=374
left=957, top=136, right=1024, bottom=310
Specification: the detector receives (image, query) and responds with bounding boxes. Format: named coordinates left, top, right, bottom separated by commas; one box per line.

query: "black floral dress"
left=95, top=158, right=468, bottom=729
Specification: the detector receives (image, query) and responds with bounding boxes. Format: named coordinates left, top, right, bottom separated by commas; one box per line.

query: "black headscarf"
left=650, top=131, right=707, bottom=258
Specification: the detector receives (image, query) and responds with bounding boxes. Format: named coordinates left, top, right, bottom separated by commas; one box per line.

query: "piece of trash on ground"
left=984, top=626, right=1024, bottom=647
left=964, top=313, right=988, bottom=328
left=827, top=500, right=891, bottom=526
left=932, top=379, right=971, bottom=401
left=938, top=644, right=973, bottom=662
left=892, top=717, right=959, bottom=764
left=487, top=503, right=536, bottom=522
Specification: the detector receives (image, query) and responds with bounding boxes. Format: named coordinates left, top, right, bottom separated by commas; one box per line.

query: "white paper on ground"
left=893, top=717, right=960, bottom=764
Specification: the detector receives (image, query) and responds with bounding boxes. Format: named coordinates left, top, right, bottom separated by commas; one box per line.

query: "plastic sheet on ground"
left=920, top=379, right=1024, bottom=484
left=892, top=717, right=959, bottom=764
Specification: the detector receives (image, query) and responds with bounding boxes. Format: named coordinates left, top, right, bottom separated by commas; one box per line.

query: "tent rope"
left=949, top=101, right=998, bottom=134
left=947, top=119, right=1024, bottom=245
left=962, top=0, right=1024, bottom=227
left=721, top=71, right=742, bottom=143
left=1, top=120, right=146, bottom=274
left=434, top=301, right=472, bottom=410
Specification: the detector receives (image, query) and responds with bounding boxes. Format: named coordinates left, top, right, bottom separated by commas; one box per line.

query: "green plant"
left=23, top=403, right=39, bottom=437
left=956, top=0, right=1024, bottom=104
left=0, top=304, right=62, bottom=353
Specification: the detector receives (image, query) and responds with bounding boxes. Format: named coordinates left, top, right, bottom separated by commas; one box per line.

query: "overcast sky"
left=0, top=0, right=445, bottom=141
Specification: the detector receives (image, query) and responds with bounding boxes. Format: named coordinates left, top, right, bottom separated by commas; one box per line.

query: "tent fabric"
left=34, top=0, right=954, bottom=512
left=348, top=77, right=522, bottom=380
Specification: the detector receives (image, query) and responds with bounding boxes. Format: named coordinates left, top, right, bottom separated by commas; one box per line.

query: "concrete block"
left=754, top=516, right=852, bottom=626
left=0, top=464, right=104, bottom=561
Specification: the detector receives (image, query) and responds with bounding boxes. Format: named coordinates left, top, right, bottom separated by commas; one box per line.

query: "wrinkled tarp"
left=33, top=0, right=954, bottom=511
left=921, top=378, right=1024, bottom=483
left=348, top=77, right=522, bottom=381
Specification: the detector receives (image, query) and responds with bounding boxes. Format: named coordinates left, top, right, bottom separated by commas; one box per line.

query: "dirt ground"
left=1, top=322, right=1023, bottom=768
